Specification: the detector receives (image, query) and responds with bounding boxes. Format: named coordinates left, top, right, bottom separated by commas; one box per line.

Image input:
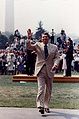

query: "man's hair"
left=43, top=32, right=50, bottom=38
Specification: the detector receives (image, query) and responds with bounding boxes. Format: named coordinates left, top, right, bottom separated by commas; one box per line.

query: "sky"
left=0, top=0, right=79, bottom=37
left=0, top=0, right=5, bottom=32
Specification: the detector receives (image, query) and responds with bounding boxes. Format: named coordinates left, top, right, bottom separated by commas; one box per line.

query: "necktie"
left=44, top=44, right=48, bottom=59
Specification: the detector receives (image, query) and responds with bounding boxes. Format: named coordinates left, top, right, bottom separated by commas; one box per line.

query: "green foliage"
left=0, top=34, right=8, bottom=49
left=34, top=21, right=45, bottom=40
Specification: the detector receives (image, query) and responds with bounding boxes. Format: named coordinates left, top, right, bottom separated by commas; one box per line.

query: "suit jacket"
left=33, top=42, right=60, bottom=78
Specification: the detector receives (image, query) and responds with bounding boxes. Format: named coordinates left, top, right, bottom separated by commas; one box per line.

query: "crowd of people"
left=0, top=29, right=79, bottom=76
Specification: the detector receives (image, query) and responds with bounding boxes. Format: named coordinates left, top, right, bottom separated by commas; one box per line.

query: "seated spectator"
left=74, top=44, right=79, bottom=72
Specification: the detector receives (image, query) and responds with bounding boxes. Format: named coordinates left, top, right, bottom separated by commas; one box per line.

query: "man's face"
left=42, top=34, right=49, bottom=44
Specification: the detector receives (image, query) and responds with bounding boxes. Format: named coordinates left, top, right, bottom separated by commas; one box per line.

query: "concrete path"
left=0, top=108, right=79, bottom=119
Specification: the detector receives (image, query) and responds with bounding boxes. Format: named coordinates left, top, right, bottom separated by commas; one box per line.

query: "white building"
left=5, top=0, right=14, bottom=34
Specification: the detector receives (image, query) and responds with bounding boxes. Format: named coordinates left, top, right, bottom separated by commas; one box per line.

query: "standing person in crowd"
left=61, top=50, right=67, bottom=76
left=57, top=29, right=66, bottom=49
left=65, top=37, right=73, bottom=76
left=60, top=29, right=66, bottom=42
left=14, top=29, right=21, bottom=39
left=27, top=31, right=60, bottom=114
left=61, top=41, right=67, bottom=76
left=50, top=29, right=55, bottom=44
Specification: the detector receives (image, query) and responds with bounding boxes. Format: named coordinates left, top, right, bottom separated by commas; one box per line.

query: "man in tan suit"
left=27, top=30, right=60, bottom=114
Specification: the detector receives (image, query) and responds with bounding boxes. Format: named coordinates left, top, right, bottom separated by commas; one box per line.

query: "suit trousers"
left=36, top=65, right=53, bottom=108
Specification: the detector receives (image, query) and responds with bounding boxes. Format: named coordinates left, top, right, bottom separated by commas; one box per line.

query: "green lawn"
left=0, top=75, right=79, bottom=108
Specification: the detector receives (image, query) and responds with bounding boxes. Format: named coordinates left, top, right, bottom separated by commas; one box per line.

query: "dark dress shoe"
left=45, top=108, right=50, bottom=113
left=38, top=107, right=44, bottom=114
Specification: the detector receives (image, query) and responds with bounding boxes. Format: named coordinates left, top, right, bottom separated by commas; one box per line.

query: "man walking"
left=27, top=31, right=60, bottom=114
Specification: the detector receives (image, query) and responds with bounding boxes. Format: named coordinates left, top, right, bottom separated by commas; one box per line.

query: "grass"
left=0, top=75, right=79, bottom=108
left=52, top=83, right=79, bottom=109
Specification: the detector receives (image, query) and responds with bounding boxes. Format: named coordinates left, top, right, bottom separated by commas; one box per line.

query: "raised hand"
left=27, top=29, right=32, bottom=39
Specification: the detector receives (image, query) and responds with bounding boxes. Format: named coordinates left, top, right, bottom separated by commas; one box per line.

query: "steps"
left=13, top=74, right=79, bottom=83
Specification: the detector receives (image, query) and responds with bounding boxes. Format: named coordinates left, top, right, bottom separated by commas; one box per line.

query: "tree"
left=34, top=21, right=46, bottom=40
left=0, top=32, right=8, bottom=49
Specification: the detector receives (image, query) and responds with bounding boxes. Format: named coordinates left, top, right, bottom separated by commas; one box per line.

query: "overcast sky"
left=0, top=0, right=79, bottom=37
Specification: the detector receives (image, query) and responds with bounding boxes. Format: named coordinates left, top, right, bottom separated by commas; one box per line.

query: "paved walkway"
left=0, top=108, right=79, bottom=119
